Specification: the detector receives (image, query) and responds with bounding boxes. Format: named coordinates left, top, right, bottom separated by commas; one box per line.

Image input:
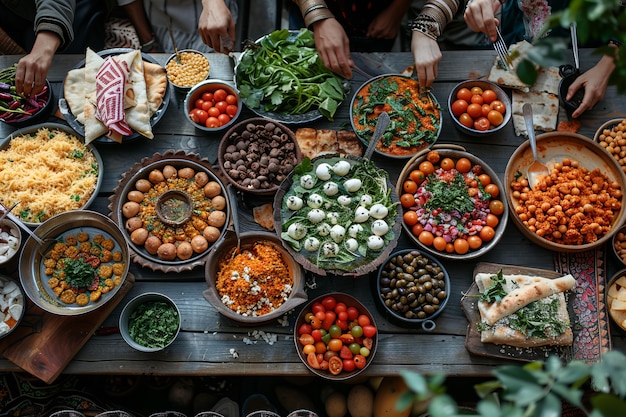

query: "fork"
left=492, top=27, right=512, bottom=71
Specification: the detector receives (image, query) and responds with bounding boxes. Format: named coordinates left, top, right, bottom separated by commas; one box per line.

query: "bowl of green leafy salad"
left=235, top=28, right=347, bottom=124
left=119, top=292, right=181, bottom=352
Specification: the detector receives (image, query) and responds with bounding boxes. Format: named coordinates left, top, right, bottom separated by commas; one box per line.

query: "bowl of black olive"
left=375, top=249, right=450, bottom=330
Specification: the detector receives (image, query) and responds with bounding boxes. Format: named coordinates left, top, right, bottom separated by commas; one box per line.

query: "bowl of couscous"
left=203, top=231, right=307, bottom=325
left=165, top=49, right=211, bottom=92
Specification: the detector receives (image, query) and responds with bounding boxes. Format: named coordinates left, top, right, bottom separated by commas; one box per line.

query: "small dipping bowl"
left=155, top=190, right=193, bottom=227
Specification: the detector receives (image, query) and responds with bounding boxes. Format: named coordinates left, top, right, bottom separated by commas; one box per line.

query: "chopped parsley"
left=128, top=300, right=179, bottom=349
left=508, top=297, right=568, bottom=339
left=424, top=172, right=476, bottom=214
left=63, top=258, right=96, bottom=288
left=479, top=269, right=507, bottom=304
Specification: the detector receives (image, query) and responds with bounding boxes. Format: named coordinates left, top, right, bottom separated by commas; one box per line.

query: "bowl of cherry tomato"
left=448, top=80, right=510, bottom=136
left=184, top=80, right=242, bottom=132
left=294, top=293, right=377, bottom=381
left=396, top=147, right=508, bottom=260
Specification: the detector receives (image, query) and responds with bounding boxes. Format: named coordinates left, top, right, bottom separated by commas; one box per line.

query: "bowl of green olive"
left=375, top=249, right=450, bottom=330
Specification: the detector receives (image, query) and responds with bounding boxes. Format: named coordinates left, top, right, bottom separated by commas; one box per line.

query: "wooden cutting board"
left=0, top=273, right=134, bottom=383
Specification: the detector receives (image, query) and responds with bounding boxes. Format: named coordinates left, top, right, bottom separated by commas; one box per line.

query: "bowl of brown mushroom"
left=217, top=117, right=302, bottom=196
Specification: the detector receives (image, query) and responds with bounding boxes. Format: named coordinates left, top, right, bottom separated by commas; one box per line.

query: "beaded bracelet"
left=408, top=16, right=441, bottom=40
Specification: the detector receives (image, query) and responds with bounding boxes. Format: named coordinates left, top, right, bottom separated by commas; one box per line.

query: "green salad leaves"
left=236, top=29, right=346, bottom=121
left=128, top=300, right=179, bottom=349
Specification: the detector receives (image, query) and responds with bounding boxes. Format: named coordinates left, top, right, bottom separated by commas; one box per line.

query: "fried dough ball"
left=76, top=293, right=89, bottom=306
left=60, top=289, right=77, bottom=304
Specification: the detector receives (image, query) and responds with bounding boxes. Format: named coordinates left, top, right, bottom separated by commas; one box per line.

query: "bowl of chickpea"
left=165, top=49, right=211, bottom=92
left=18, top=210, right=130, bottom=316
left=594, top=118, right=626, bottom=172
left=505, top=131, right=626, bottom=252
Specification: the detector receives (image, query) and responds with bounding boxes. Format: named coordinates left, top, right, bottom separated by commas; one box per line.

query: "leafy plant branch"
left=399, top=350, right=626, bottom=417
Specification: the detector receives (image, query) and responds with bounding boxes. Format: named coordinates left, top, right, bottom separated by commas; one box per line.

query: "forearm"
left=411, top=0, right=461, bottom=39
left=121, top=0, right=154, bottom=45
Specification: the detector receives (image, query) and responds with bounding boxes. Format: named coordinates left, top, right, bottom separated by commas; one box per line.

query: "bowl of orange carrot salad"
left=203, top=231, right=307, bottom=324
left=350, top=74, right=441, bottom=159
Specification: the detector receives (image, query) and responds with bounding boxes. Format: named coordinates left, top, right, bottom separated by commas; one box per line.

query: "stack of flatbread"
left=295, top=128, right=363, bottom=159
left=475, top=270, right=576, bottom=347
left=64, top=48, right=167, bottom=144
left=487, top=40, right=561, bottom=137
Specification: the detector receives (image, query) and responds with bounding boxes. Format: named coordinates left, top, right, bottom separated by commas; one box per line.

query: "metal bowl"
left=293, top=292, right=377, bottom=381
left=119, top=292, right=181, bottom=352
left=203, top=231, right=307, bottom=325
left=108, top=151, right=230, bottom=273
left=448, top=80, right=511, bottom=136
left=397, top=146, right=508, bottom=260
left=18, top=210, right=130, bottom=316
left=217, top=117, right=301, bottom=196
left=375, top=249, right=450, bottom=330
left=0, top=274, right=26, bottom=340
left=165, top=49, right=211, bottom=92
left=184, top=79, right=241, bottom=132
left=0, top=122, right=103, bottom=228
left=505, top=131, right=626, bottom=252
left=350, top=74, right=441, bottom=158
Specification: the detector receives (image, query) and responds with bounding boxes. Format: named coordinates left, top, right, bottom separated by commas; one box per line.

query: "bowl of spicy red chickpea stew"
left=184, top=80, right=242, bottom=131
left=294, top=293, right=377, bottom=381
left=504, top=131, right=626, bottom=252
left=448, top=80, right=510, bottom=136
left=165, top=49, right=210, bottom=91
left=18, top=210, right=129, bottom=316
left=397, top=148, right=508, bottom=260
left=108, top=151, right=230, bottom=273
left=203, top=231, right=306, bottom=325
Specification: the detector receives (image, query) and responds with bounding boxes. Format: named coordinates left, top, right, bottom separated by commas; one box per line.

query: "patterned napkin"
left=96, top=56, right=132, bottom=138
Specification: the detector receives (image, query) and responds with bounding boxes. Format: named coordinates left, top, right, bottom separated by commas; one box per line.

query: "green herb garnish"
left=508, top=297, right=567, bottom=339
left=128, top=300, right=179, bottom=348
left=63, top=257, right=96, bottom=288
left=479, top=270, right=507, bottom=303
left=424, top=172, right=475, bottom=214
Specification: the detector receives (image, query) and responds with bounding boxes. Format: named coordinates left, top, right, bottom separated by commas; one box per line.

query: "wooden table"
left=0, top=49, right=624, bottom=378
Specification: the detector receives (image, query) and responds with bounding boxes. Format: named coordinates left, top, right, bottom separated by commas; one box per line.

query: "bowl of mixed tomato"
left=294, top=293, right=377, bottom=380
left=448, top=80, right=510, bottom=136
left=397, top=147, right=508, bottom=260
left=184, top=79, right=242, bottom=132
left=350, top=74, right=441, bottom=158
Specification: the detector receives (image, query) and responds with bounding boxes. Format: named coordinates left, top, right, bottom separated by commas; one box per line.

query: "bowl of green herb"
left=350, top=74, right=441, bottom=159
left=235, top=28, right=347, bottom=124
left=119, top=292, right=181, bottom=352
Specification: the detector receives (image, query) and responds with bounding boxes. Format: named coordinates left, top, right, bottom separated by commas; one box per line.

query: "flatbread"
left=295, top=128, right=364, bottom=159
left=124, top=50, right=153, bottom=139
left=476, top=272, right=576, bottom=325
left=337, top=130, right=363, bottom=156
left=252, top=203, right=274, bottom=230
left=295, top=127, right=317, bottom=159
left=83, top=48, right=109, bottom=144
left=143, top=61, right=167, bottom=114
left=487, top=40, right=534, bottom=92
left=480, top=293, right=574, bottom=347
left=64, top=67, right=86, bottom=123
left=511, top=90, right=559, bottom=137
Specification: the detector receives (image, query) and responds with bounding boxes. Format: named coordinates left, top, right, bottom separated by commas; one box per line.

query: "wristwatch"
left=141, top=37, right=157, bottom=52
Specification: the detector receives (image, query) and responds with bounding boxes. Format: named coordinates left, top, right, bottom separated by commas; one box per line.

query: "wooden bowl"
left=293, top=292, right=377, bottom=381
left=203, top=231, right=307, bottom=325
left=504, top=131, right=626, bottom=252
left=218, top=117, right=301, bottom=196
left=396, top=146, right=508, bottom=260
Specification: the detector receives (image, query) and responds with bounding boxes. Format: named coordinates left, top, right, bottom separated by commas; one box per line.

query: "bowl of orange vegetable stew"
left=350, top=74, right=441, bottom=159
left=294, top=292, right=377, bottom=380
left=505, top=131, right=626, bottom=252
left=203, top=231, right=307, bottom=325
left=396, top=146, right=508, bottom=260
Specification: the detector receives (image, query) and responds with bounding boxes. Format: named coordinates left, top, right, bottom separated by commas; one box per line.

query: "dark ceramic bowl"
left=558, top=65, right=584, bottom=118
left=0, top=79, right=53, bottom=127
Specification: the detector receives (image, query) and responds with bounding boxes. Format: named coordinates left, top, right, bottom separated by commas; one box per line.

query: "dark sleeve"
left=34, top=0, right=75, bottom=49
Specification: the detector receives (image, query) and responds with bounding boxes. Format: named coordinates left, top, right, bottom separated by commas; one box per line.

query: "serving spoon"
left=364, top=111, right=391, bottom=159
left=523, top=103, right=549, bottom=189
left=227, top=184, right=240, bottom=259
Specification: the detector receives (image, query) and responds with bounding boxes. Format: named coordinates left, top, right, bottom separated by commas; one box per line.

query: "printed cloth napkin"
left=96, top=56, right=132, bottom=138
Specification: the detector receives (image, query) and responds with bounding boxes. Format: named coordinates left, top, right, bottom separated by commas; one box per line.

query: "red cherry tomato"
left=194, top=99, right=204, bottom=109
left=307, top=352, right=321, bottom=369
left=225, top=94, right=237, bottom=105
left=337, top=311, right=348, bottom=321
left=218, top=113, right=231, bottom=126
left=353, top=354, right=367, bottom=369
left=346, top=306, right=359, bottom=321
left=226, top=104, right=238, bottom=117
left=321, top=296, right=337, bottom=311
left=213, top=88, right=228, bottom=102
left=215, top=101, right=228, bottom=113
left=362, top=325, right=377, bottom=338
left=201, top=101, right=213, bottom=111
left=191, top=109, right=208, bottom=125
left=207, top=107, right=220, bottom=118
left=342, top=359, right=356, bottom=372
left=334, top=302, right=347, bottom=314
left=202, top=92, right=214, bottom=102
left=205, top=116, right=220, bottom=128
left=357, top=315, right=371, bottom=327
left=474, top=117, right=491, bottom=131
left=311, top=302, right=325, bottom=314
left=298, top=323, right=312, bottom=335
left=311, top=329, right=322, bottom=342
left=328, top=356, right=343, bottom=375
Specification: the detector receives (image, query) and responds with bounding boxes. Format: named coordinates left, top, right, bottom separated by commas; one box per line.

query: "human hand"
left=14, top=32, right=59, bottom=96
left=464, top=0, right=502, bottom=42
left=199, top=0, right=236, bottom=53
left=312, top=18, right=353, bottom=79
left=567, top=52, right=616, bottom=118
left=410, top=31, right=442, bottom=88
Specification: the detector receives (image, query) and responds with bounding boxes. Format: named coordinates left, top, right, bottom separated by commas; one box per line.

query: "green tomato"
left=360, top=346, right=370, bottom=357
left=322, top=333, right=332, bottom=344
left=350, top=325, right=363, bottom=338
left=349, top=343, right=361, bottom=355
left=329, top=324, right=342, bottom=338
